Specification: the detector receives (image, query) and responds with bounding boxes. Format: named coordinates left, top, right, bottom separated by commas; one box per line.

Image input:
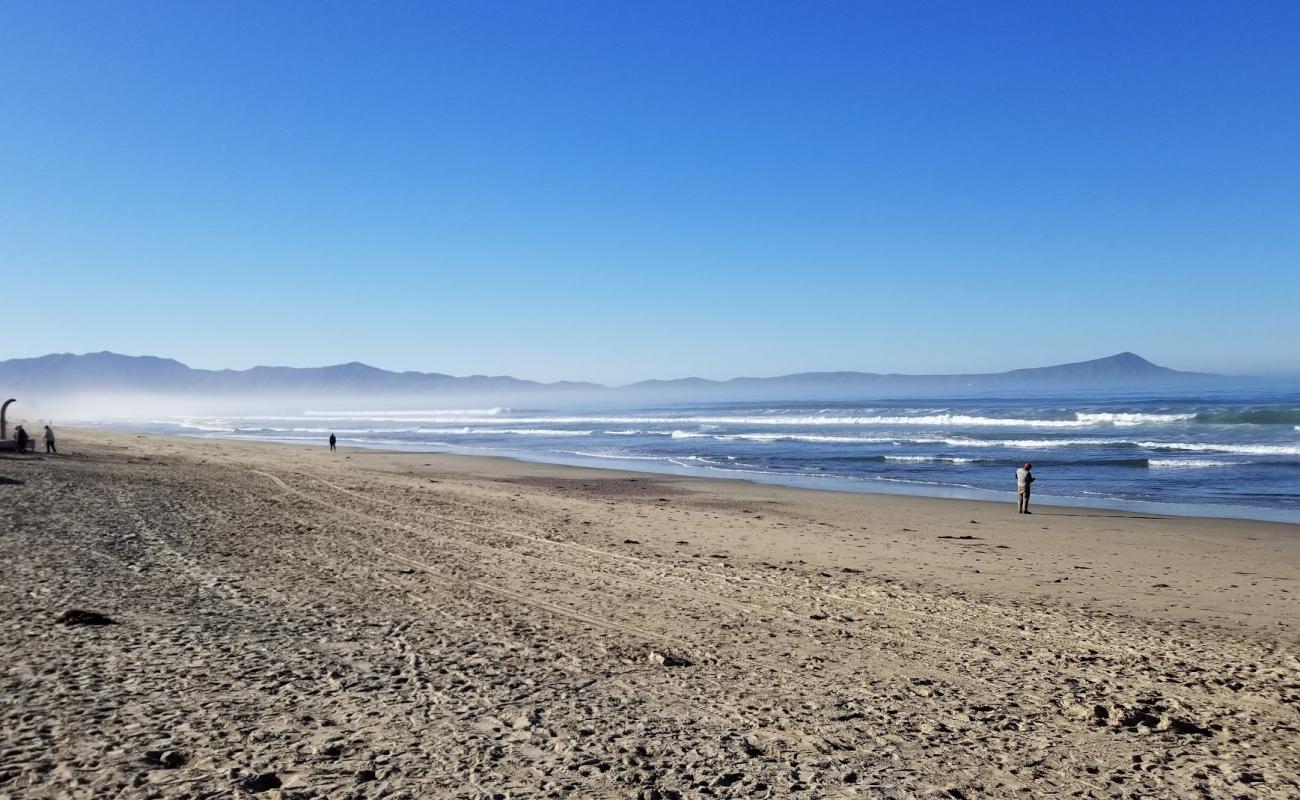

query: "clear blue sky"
left=3, top=1, right=1297, bottom=383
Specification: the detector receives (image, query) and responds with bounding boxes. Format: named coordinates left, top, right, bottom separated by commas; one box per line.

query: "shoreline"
left=3, top=428, right=1298, bottom=796
left=108, top=426, right=1300, bottom=526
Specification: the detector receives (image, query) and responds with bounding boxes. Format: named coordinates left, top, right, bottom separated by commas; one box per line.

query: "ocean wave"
left=1138, top=441, right=1300, bottom=456
left=941, top=438, right=1300, bottom=456
left=670, top=430, right=710, bottom=439
left=1074, top=412, right=1196, bottom=425
left=473, top=427, right=593, bottom=437
left=717, top=432, right=904, bottom=444
left=936, top=437, right=1118, bottom=449
left=399, top=426, right=593, bottom=437
left=1148, top=459, right=1239, bottom=468
left=883, top=455, right=979, bottom=463
left=1195, top=409, right=1300, bottom=425
left=174, top=422, right=237, bottom=432
left=302, top=408, right=507, bottom=418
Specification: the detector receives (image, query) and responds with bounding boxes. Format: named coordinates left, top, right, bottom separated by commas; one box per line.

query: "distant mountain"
left=997, top=352, right=1193, bottom=383
left=0, top=351, right=601, bottom=398
left=0, top=350, right=1234, bottom=410
left=619, top=352, right=1223, bottom=398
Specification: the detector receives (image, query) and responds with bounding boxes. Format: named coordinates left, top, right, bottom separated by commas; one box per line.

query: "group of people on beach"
left=11, top=424, right=56, bottom=454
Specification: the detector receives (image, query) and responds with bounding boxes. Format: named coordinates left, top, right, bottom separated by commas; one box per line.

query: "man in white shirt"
left=1016, top=462, right=1035, bottom=514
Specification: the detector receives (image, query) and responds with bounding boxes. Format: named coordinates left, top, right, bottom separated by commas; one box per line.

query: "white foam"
left=407, top=427, right=592, bottom=437
left=1148, top=459, right=1238, bottom=468
left=884, top=455, right=979, bottom=463
left=670, top=430, right=710, bottom=439
left=1075, top=412, right=1196, bottom=425
left=174, top=421, right=235, bottom=432
left=1138, top=441, right=1300, bottom=456
left=933, top=437, right=1116, bottom=449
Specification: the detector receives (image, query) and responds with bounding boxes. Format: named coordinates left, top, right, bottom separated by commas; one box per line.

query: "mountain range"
left=0, top=351, right=1240, bottom=410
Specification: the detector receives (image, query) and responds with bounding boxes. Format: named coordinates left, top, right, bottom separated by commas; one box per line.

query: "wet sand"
left=2, top=430, right=1297, bottom=798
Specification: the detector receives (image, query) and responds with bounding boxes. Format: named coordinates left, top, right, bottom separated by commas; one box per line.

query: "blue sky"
left=2, top=1, right=1297, bottom=383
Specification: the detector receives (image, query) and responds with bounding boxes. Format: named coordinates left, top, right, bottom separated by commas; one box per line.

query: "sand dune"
left=1, top=431, right=1297, bottom=798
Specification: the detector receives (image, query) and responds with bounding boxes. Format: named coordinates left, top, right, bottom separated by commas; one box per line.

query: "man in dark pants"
left=1016, top=462, right=1035, bottom=514
left=44, top=424, right=56, bottom=454
left=329, top=433, right=337, bottom=452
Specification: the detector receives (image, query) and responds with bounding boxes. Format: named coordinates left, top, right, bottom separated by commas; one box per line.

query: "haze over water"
left=111, top=388, right=1300, bottom=523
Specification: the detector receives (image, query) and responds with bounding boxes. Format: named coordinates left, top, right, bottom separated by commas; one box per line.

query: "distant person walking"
left=329, top=433, right=337, bottom=452
left=43, top=424, right=56, bottom=454
left=14, top=425, right=29, bottom=454
left=1016, top=462, right=1035, bottom=514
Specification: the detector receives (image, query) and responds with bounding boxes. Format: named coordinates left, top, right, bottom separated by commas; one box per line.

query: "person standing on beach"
left=14, top=425, right=29, bottom=454
left=329, top=433, right=337, bottom=452
left=43, top=424, right=56, bottom=454
left=1016, top=462, right=1035, bottom=513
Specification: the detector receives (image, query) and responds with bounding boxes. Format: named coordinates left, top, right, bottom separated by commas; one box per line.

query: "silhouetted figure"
left=44, top=424, right=56, bottom=454
left=329, top=433, right=337, bottom=452
left=14, top=425, right=29, bottom=454
left=1016, top=462, right=1035, bottom=514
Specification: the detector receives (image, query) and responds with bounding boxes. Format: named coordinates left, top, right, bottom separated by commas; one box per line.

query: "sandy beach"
left=2, top=429, right=1297, bottom=799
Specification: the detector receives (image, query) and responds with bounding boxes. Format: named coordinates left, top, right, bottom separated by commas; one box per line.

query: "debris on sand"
left=648, top=649, right=691, bottom=667
left=55, top=609, right=116, bottom=626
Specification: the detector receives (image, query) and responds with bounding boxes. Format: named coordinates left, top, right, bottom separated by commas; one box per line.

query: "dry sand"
left=2, top=430, right=1298, bottom=799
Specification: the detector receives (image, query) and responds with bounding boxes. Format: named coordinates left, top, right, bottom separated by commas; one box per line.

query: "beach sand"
left=2, top=430, right=1297, bottom=798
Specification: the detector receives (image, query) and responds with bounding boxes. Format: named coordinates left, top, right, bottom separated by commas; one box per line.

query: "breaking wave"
left=1074, top=412, right=1196, bottom=425
left=1148, top=459, right=1238, bottom=468
left=1138, top=441, right=1300, bottom=456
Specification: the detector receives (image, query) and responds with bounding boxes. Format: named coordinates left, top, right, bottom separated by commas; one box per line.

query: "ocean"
left=111, top=388, right=1300, bottom=523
